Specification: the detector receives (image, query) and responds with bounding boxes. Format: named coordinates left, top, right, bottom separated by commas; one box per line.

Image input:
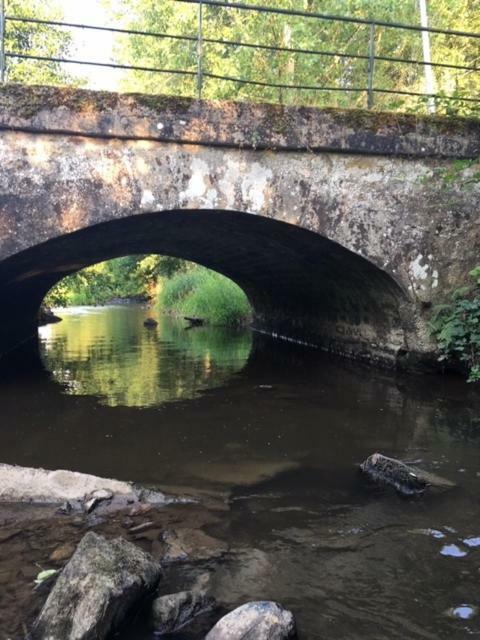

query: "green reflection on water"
left=39, top=306, right=252, bottom=408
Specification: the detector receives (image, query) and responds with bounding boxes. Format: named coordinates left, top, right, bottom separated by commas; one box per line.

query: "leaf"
left=34, top=569, right=58, bottom=585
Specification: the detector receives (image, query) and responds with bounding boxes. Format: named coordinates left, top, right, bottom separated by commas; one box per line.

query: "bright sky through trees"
left=61, top=0, right=119, bottom=90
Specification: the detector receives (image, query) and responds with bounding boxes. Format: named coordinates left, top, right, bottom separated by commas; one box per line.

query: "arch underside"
left=0, top=210, right=423, bottom=369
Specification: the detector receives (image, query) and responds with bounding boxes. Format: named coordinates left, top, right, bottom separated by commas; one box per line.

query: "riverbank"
left=157, top=267, right=252, bottom=328
left=0, top=460, right=296, bottom=638
left=0, top=496, right=229, bottom=637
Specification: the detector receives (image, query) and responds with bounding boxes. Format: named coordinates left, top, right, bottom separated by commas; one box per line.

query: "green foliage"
left=45, top=256, right=251, bottom=328
left=430, top=267, right=480, bottom=382
left=5, top=0, right=76, bottom=85
left=104, top=0, right=480, bottom=116
left=158, top=266, right=252, bottom=327
left=420, top=157, right=480, bottom=190
left=44, top=256, right=160, bottom=307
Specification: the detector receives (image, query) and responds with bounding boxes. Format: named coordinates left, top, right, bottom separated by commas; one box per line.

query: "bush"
left=430, top=267, right=480, bottom=382
left=158, top=267, right=252, bottom=327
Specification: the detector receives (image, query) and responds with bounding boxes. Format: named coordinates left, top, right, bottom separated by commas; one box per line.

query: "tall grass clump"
left=158, top=267, right=252, bottom=327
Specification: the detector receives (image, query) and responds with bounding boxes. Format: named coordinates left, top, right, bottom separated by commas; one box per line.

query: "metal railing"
left=1, top=0, right=479, bottom=113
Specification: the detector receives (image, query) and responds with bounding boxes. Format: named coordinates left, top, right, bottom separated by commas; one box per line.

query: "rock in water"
left=0, top=463, right=171, bottom=509
left=205, top=601, right=296, bottom=640
left=143, top=318, right=158, bottom=328
left=83, top=488, right=113, bottom=513
left=360, top=453, right=455, bottom=496
left=152, top=590, right=215, bottom=634
left=33, top=531, right=161, bottom=640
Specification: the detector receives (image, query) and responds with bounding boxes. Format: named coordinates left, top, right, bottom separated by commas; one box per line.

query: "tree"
left=105, top=0, right=480, bottom=115
left=4, top=0, right=74, bottom=85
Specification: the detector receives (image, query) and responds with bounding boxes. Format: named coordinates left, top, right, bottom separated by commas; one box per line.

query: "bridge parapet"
left=1, top=84, right=479, bottom=158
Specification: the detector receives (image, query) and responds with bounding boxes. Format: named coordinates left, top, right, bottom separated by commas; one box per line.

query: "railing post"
left=367, top=21, right=375, bottom=109
left=0, top=0, right=6, bottom=84
left=196, top=0, right=204, bottom=99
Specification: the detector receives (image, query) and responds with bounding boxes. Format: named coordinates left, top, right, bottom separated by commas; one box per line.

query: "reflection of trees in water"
left=40, top=308, right=252, bottom=407
left=433, top=406, right=480, bottom=442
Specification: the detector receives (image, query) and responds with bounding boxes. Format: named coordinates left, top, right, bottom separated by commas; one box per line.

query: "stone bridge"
left=0, top=85, right=479, bottom=370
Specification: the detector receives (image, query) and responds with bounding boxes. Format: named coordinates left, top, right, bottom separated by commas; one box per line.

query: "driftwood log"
left=360, top=453, right=455, bottom=497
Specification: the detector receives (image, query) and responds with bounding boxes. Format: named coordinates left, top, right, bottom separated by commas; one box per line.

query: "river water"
left=1, top=305, right=480, bottom=639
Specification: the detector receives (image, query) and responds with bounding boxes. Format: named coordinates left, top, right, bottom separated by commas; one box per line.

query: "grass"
left=158, top=267, right=252, bottom=327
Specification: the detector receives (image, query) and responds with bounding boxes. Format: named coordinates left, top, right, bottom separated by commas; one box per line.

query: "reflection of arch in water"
left=40, top=309, right=252, bottom=408
left=0, top=209, right=418, bottom=368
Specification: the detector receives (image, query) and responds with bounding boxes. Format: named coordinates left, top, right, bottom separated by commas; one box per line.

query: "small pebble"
left=129, top=503, right=153, bottom=517
left=122, top=516, right=134, bottom=529
left=56, top=501, right=73, bottom=515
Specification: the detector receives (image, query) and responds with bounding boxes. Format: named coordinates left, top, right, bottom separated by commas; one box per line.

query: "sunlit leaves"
left=430, top=268, right=480, bottom=382
left=103, top=0, right=480, bottom=115
left=5, top=0, right=75, bottom=85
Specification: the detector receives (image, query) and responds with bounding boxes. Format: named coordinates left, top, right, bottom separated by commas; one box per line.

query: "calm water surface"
left=1, top=305, right=480, bottom=639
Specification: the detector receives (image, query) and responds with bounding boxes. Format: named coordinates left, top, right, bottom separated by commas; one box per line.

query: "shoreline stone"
left=0, top=463, right=177, bottom=511
left=206, top=601, right=296, bottom=639
left=33, top=531, right=161, bottom=640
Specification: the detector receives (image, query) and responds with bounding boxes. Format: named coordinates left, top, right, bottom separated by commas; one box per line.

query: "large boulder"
left=205, top=601, right=296, bottom=640
left=33, top=532, right=161, bottom=640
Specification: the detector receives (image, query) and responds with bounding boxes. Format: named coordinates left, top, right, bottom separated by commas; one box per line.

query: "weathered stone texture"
left=33, top=531, right=161, bottom=640
left=0, top=85, right=479, bottom=369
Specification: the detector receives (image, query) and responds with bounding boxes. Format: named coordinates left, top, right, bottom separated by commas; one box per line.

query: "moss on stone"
left=0, top=84, right=478, bottom=158
left=132, top=93, right=194, bottom=115
left=0, top=84, right=120, bottom=119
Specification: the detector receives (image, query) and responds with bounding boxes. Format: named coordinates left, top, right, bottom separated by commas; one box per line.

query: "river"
left=1, top=305, right=480, bottom=638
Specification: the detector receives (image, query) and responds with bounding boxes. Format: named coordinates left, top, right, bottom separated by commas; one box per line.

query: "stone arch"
left=0, top=209, right=424, bottom=368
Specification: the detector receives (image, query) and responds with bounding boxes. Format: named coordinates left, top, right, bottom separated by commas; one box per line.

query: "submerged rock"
left=49, top=542, right=76, bottom=563
left=152, top=589, right=215, bottom=634
left=33, top=531, right=161, bottom=640
left=38, top=307, right=62, bottom=326
left=162, top=528, right=228, bottom=563
left=359, top=453, right=455, bottom=497
left=205, top=601, right=296, bottom=640
left=143, top=317, right=158, bottom=327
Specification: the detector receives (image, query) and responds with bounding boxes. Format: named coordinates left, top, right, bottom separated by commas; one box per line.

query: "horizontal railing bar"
left=5, top=15, right=197, bottom=43
left=6, top=16, right=478, bottom=73
left=176, top=0, right=480, bottom=40
left=5, top=52, right=197, bottom=76
left=204, top=72, right=480, bottom=102
left=7, top=52, right=480, bottom=102
left=206, top=38, right=478, bottom=72
left=203, top=71, right=365, bottom=91
left=373, top=87, right=480, bottom=102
